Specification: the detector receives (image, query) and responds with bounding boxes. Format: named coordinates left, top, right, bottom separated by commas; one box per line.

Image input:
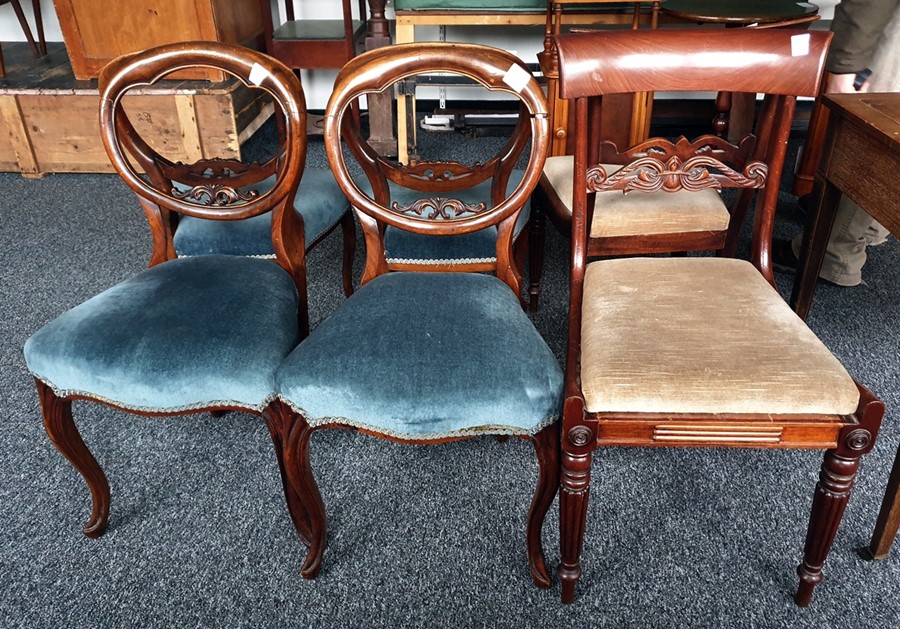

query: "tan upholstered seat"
left=580, top=257, right=859, bottom=415
left=542, top=155, right=731, bottom=239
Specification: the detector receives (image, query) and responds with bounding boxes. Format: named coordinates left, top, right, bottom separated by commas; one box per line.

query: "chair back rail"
left=556, top=28, right=829, bottom=99
left=98, top=42, right=308, bottom=283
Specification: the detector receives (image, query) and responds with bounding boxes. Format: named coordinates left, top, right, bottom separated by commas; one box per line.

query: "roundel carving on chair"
left=567, top=425, right=594, bottom=447
left=845, top=428, right=872, bottom=452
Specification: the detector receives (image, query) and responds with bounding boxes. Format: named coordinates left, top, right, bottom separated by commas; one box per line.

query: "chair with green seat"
left=271, top=42, right=562, bottom=586
left=23, top=42, right=313, bottom=543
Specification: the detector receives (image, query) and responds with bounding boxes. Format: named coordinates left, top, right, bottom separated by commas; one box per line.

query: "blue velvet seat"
left=277, top=272, right=561, bottom=439
left=26, top=255, right=299, bottom=412
left=270, top=42, right=559, bottom=590
left=24, top=43, right=314, bottom=544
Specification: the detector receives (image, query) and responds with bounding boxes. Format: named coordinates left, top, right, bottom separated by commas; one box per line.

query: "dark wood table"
left=791, top=92, right=900, bottom=561
left=660, top=0, right=819, bottom=139
left=661, top=0, right=818, bottom=25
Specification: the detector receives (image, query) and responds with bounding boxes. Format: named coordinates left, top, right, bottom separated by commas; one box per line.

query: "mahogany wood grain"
left=279, top=42, right=556, bottom=587
left=554, top=28, right=885, bottom=607
left=38, top=43, right=312, bottom=545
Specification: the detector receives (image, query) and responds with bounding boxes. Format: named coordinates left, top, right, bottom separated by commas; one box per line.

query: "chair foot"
left=36, top=379, right=110, bottom=538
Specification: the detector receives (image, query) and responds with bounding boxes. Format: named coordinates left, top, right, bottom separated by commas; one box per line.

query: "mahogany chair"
left=553, top=29, right=884, bottom=606
left=23, top=43, right=312, bottom=542
left=527, top=11, right=822, bottom=313
left=271, top=42, right=563, bottom=586
left=0, top=0, right=47, bottom=77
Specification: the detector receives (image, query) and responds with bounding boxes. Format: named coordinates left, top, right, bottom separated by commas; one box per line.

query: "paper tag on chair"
left=249, top=62, right=270, bottom=86
left=791, top=33, right=811, bottom=57
left=502, top=64, right=532, bottom=94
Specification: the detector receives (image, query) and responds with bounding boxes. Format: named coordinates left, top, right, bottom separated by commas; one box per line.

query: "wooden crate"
left=0, top=43, right=271, bottom=176
left=51, top=0, right=264, bottom=81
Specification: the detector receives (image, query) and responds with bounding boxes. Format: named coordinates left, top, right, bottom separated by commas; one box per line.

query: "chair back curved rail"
left=324, top=41, right=550, bottom=292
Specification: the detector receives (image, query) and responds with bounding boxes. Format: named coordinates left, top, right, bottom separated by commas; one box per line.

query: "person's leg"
left=790, top=197, right=888, bottom=286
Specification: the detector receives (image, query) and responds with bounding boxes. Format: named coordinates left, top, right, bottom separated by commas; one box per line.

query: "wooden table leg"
left=364, top=0, right=397, bottom=157
left=862, top=441, right=900, bottom=560
left=395, top=20, right=415, bottom=164
left=790, top=172, right=841, bottom=320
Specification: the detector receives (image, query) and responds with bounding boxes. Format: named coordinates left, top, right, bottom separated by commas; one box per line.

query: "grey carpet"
left=2, top=124, right=899, bottom=628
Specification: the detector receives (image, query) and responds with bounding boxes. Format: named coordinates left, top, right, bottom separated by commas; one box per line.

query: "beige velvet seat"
left=581, top=257, right=859, bottom=416
left=554, top=28, right=885, bottom=609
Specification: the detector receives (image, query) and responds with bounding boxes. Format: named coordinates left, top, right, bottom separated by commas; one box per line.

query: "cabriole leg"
left=36, top=379, right=110, bottom=538
left=263, top=401, right=313, bottom=546
left=284, top=408, right=327, bottom=579
left=525, top=422, right=560, bottom=588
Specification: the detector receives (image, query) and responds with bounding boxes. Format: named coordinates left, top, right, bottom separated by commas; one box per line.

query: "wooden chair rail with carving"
left=553, top=28, right=885, bottom=607
left=23, top=43, right=314, bottom=546
left=272, top=42, right=563, bottom=587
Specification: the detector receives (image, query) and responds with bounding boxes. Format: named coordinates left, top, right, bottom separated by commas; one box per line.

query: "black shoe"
left=772, top=238, right=799, bottom=273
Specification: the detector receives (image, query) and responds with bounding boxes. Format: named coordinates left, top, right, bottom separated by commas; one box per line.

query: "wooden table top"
left=661, top=0, right=818, bottom=24
left=823, top=92, right=900, bottom=152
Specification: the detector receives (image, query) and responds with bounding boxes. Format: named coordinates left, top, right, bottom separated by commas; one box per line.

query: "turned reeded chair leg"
left=525, top=422, right=560, bottom=588
left=796, top=428, right=875, bottom=606
left=559, top=446, right=592, bottom=604
left=36, top=379, right=110, bottom=538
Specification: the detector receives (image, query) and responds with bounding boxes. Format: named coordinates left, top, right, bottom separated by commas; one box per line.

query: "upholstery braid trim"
left=31, top=373, right=270, bottom=415
left=277, top=396, right=558, bottom=440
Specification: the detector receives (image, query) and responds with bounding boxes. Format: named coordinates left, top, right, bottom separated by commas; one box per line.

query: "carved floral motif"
left=588, top=135, right=767, bottom=194
left=391, top=197, right=487, bottom=220
left=172, top=184, right=258, bottom=206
